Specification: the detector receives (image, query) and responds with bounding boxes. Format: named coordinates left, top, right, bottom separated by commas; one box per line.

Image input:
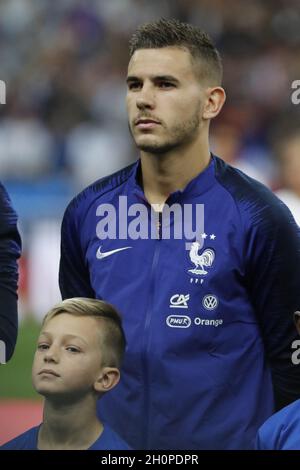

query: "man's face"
left=126, top=47, right=206, bottom=154
left=32, top=314, right=104, bottom=401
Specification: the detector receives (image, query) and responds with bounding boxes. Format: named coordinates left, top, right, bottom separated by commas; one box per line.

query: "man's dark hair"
left=129, top=18, right=222, bottom=85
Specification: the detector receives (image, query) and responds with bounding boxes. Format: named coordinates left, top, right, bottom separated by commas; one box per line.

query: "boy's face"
left=32, top=314, right=110, bottom=400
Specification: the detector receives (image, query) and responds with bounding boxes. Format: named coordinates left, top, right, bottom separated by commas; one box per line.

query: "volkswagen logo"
left=202, top=294, right=218, bottom=310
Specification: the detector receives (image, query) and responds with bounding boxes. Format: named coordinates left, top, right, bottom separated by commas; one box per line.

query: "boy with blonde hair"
left=1, top=298, right=130, bottom=450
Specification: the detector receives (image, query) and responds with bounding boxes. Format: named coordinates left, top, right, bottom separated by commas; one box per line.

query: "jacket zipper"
left=142, top=211, right=162, bottom=448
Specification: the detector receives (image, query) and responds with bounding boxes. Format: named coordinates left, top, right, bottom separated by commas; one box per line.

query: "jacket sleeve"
left=255, top=424, right=273, bottom=450
left=0, top=183, right=21, bottom=362
left=59, top=201, right=95, bottom=300
left=245, top=197, right=300, bottom=410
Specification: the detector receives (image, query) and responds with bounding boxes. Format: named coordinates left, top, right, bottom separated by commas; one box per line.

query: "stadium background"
left=0, top=0, right=300, bottom=445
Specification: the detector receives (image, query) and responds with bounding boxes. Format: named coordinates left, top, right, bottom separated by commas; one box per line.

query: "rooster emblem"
left=188, top=242, right=215, bottom=275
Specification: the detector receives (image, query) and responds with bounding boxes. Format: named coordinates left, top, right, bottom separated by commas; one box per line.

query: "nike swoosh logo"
left=96, top=246, right=132, bottom=259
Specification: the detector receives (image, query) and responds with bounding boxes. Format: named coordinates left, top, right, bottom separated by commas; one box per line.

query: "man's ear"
left=202, top=86, right=226, bottom=120
left=294, top=312, right=300, bottom=336
left=94, top=367, right=120, bottom=394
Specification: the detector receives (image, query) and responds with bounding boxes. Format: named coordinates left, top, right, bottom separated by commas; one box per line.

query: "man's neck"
left=38, top=395, right=102, bottom=450
left=140, top=137, right=211, bottom=205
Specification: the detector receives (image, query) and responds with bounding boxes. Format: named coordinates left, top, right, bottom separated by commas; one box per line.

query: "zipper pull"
left=157, top=212, right=162, bottom=240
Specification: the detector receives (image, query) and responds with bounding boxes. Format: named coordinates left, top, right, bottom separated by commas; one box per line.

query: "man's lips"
left=135, top=118, right=161, bottom=129
left=38, top=369, right=60, bottom=377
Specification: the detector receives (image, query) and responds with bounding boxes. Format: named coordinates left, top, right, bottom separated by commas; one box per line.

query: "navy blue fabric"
left=59, top=155, right=300, bottom=449
left=1, top=424, right=131, bottom=450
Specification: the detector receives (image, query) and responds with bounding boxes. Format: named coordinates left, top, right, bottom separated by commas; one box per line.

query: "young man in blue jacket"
left=59, top=18, right=300, bottom=449
left=0, top=182, right=21, bottom=363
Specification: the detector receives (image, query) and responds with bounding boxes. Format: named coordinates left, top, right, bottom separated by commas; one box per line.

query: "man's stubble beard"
left=128, top=103, right=201, bottom=155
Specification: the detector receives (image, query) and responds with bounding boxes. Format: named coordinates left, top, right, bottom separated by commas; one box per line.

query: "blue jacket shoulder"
left=214, top=156, right=298, bottom=228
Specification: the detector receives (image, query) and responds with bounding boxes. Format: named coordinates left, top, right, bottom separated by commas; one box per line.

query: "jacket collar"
left=131, top=154, right=217, bottom=203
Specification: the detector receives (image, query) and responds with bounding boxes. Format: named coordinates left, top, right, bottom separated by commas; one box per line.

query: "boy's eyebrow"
left=38, top=331, right=51, bottom=339
left=63, top=334, right=89, bottom=346
left=126, top=75, right=180, bottom=84
left=38, top=331, right=89, bottom=346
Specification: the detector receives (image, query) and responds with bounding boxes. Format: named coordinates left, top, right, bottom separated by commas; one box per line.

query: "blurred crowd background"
left=1, top=0, right=300, bottom=444
left=0, top=0, right=299, bottom=319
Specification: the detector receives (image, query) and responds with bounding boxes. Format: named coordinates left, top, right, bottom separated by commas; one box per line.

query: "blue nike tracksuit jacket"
left=59, top=155, right=300, bottom=449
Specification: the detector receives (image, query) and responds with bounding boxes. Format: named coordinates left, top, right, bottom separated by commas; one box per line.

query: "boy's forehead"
left=40, top=313, right=102, bottom=341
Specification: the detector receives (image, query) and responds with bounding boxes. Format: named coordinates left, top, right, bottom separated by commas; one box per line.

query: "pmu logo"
left=166, top=315, right=191, bottom=328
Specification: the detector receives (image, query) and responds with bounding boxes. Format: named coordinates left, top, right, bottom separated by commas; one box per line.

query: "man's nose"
left=136, top=86, right=155, bottom=110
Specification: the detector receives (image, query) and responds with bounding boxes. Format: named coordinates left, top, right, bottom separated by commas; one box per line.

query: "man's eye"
left=37, top=344, right=49, bottom=351
left=158, top=82, right=175, bottom=88
left=128, top=82, right=141, bottom=90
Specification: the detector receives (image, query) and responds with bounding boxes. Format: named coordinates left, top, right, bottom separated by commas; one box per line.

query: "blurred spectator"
left=271, top=115, right=300, bottom=225
left=210, top=101, right=276, bottom=187
left=65, top=122, right=132, bottom=189
left=0, top=117, right=55, bottom=181
left=27, top=219, right=61, bottom=321
left=211, top=120, right=272, bottom=186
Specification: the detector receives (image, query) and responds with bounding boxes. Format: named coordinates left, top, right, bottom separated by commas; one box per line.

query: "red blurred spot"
left=0, top=399, right=43, bottom=445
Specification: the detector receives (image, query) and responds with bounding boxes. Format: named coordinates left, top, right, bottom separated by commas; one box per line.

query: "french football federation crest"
left=188, top=242, right=215, bottom=275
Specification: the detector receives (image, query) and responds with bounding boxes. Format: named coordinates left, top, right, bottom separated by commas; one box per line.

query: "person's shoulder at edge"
left=256, top=399, right=300, bottom=450
left=0, top=425, right=39, bottom=450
